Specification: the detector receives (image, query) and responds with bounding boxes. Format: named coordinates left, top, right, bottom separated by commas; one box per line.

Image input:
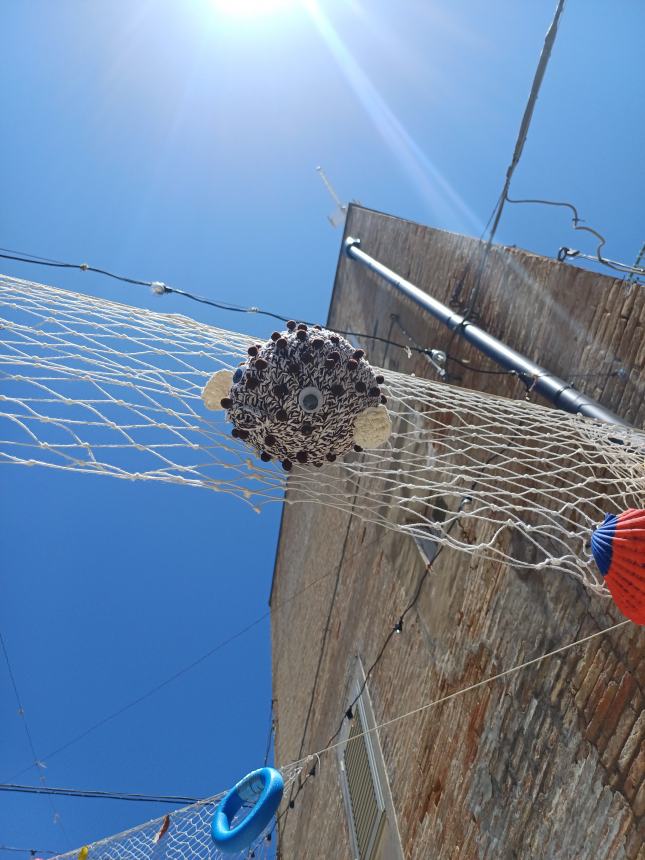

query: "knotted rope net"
left=2, top=274, right=643, bottom=594
left=50, top=764, right=304, bottom=859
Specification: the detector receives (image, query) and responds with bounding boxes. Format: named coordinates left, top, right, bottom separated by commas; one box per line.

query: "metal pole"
left=344, top=237, right=628, bottom=428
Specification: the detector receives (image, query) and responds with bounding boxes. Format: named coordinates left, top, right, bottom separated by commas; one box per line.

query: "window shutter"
left=342, top=701, right=385, bottom=859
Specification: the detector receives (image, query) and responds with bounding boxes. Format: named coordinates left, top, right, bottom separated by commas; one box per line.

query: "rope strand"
left=291, top=619, right=630, bottom=768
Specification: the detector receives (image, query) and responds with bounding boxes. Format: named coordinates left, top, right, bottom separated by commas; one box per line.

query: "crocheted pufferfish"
left=202, top=322, right=392, bottom=471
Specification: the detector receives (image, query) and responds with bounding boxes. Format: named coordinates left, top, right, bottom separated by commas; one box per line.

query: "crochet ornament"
left=202, top=322, right=392, bottom=470
left=591, top=508, right=645, bottom=625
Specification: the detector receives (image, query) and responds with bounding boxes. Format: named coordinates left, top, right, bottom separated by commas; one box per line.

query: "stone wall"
left=270, top=206, right=644, bottom=859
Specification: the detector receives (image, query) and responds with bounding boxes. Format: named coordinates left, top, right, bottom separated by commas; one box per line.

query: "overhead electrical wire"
left=0, top=5, right=634, bottom=813
left=484, top=0, right=567, bottom=248
left=0, top=3, right=636, bottom=852
left=281, top=614, right=631, bottom=834
left=5, top=614, right=270, bottom=784
left=263, top=700, right=275, bottom=768
left=451, top=0, right=567, bottom=320
left=461, top=0, right=643, bottom=320
left=0, top=629, right=68, bottom=839
left=0, top=249, right=288, bottom=320
left=0, top=784, right=200, bottom=805
left=627, top=242, right=645, bottom=282
left=0, top=247, right=465, bottom=349
left=1, top=619, right=630, bottom=822
left=0, top=245, right=486, bottom=359
left=297, top=619, right=631, bottom=767
left=0, top=247, right=626, bottom=393
left=281, top=458, right=500, bottom=825
left=499, top=197, right=645, bottom=279
left=7, top=541, right=384, bottom=785
left=0, top=631, right=44, bottom=778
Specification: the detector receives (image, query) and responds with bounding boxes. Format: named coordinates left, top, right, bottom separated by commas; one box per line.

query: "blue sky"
left=1, top=0, right=643, bottom=854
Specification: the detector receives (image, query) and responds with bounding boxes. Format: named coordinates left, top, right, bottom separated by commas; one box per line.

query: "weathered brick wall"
left=271, top=206, right=644, bottom=859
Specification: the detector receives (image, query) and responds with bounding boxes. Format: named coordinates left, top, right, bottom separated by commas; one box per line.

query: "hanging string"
left=292, top=618, right=630, bottom=769
left=0, top=630, right=68, bottom=839
left=277, top=617, right=630, bottom=835
left=6, top=618, right=629, bottom=857
left=7, top=538, right=385, bottom=784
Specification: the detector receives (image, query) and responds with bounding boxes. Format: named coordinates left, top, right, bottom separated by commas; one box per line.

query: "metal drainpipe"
left=344, top=237, right=629, bottom=429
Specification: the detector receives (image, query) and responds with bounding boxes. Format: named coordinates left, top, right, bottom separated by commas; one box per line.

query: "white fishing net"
left=2, top=274, right=643, bottom=593
left=51, top=764, right=304, bottom=859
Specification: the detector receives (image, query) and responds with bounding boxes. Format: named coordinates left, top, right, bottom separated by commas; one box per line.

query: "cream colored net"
left=51, top=764, right=303, bottom=859
left=2, top=274, right=643, bottom=594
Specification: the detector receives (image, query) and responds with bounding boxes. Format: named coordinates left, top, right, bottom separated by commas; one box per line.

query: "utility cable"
left=0, top=247, right=630, bottom=390
left=283, top=492, right=359, bottom=813
left=3, top=619, right=629, bottom=834
left=0, top=784, right=200, bottom=805
left=0, top=246, right=450, bottom=353
left=0, top=629, right=68, bottom=839
left=499, top=197, right=645, bottom=279
left=280, top=613, right=630, bottom=833
left=294, top=619, right=630, bottom=768
left=263, top=699, right=274, bottom=768
left=485, top=0, right=567, bottom=248
left=0, top=630, right=44, bottom=777
left=5, top=614, right=270, bottom=783
left=389, top=313, right=625, bottom=394
left=8, top=540, right=383, bottom=784
left=3, top=615, right=628, bottom=854
left=0, top=249, right=288, bottom=321
left=452, top=0, right=567, bottom=319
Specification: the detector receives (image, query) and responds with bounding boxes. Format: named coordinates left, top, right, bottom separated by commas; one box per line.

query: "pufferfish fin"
left=202, top=369, right=235, bottom=411
left=353, top=404, right=392, bottom=448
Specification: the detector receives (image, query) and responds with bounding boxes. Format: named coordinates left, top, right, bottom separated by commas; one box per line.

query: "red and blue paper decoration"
left=591, top=509, right=645, bottom=625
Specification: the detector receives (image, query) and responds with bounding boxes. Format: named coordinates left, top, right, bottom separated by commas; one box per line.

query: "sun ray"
left=211, top=0, right=295, bottom=18
left=302, top=0, right=482, bottom=235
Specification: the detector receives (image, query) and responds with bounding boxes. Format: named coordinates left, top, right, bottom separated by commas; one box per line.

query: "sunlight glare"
left=303, top=0, right=482, bottom=236
left=211, top=0, right=295, bottom=17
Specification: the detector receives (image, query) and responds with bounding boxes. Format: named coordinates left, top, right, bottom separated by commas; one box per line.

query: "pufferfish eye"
left=233, top=368, right=244, bottom=384
left=298, top=386, right=323, bottom=413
